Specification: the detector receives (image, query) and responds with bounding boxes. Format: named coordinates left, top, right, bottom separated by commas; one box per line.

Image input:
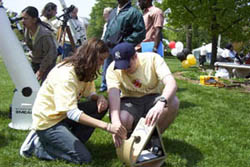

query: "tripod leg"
left=56, top=27, right=67, bottom=63
left=66, top=26, right=76, bottom=50
left=56, top=27, right=63, bottom=44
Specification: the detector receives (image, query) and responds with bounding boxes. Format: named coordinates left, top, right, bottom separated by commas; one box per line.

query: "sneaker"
left=148, top=145, right=163, bottom=156
left=20, top=130, right=38, bottom=158
left=147, top=136, right=163, bottom=156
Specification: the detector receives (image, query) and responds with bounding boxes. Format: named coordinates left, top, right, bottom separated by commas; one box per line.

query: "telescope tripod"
left=56, top=21, right=76, bottom=61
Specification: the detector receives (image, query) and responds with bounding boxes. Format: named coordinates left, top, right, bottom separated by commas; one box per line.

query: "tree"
left=87, top=0, right=117, bottom=38
left=162, top=0, right=250, bottom=67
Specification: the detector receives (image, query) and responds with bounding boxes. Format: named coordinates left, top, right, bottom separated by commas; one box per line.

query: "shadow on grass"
left=0, top=110, right=10, bottom=119
left=86, top=141, right=120, bottom=167
left=165, top=56, right=177, bottom=59
left=179, top=101, right=196, bottom=109
left=177, top=87, right=187, bottom=92
left=0, top=133, right=8, bottom=148
left=163, top=138, right=203, bottom=167
left=86, top=137, right=203, bottom=167
left=88, top=142, right=117, bottom=159
left=0, top=128, right=17, bottom=148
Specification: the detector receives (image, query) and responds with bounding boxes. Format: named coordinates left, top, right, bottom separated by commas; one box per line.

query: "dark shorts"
left=120, top=93, right=161, bottom=129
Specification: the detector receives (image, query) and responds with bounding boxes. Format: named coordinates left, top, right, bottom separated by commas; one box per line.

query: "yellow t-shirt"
left=107, top=52, right=171, bottom=97
left=32, top=63, right=96, bottom=130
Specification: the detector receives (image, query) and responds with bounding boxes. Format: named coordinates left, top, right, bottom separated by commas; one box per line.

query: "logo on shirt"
left=132, top=79, right=142, bottom=88
left=115, top=51, right=121, bottom=59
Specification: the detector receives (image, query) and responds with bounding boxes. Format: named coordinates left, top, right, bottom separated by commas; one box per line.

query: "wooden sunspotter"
left=116, top=118, right=166, bottom=167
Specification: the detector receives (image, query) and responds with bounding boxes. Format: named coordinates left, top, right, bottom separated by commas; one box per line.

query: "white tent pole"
left=218, top=34, right=221, bottom=48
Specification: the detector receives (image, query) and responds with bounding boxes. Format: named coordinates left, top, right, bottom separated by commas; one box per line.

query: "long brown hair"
left=61, top=38, right=109, bottom=82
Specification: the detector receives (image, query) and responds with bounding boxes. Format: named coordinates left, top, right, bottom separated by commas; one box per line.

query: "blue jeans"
left=100, top=54, right=113, bottom=90
left=35, top=101, right=107, bottom=164
left=62, top=43, right=73, bottom=59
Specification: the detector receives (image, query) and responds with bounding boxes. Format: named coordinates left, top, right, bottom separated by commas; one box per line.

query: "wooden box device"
left=116, top=118, right=166, bottom=167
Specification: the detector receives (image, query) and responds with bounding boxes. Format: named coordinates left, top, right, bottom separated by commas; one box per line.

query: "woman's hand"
left=97, top=95, right=108, bottom=113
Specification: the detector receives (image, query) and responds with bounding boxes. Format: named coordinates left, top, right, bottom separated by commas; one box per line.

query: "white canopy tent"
left=192, top=43, right=224, bottom=55
left=192, top=43, right=224, bottom=63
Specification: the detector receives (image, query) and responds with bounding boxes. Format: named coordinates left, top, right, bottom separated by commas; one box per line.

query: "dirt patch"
left=174, top=72, right=200, bottom=84
left=173, top=72, right=250, bottom=93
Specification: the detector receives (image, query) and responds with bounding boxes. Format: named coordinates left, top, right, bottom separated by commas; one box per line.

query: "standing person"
left=106, top=42, right=179, bottom=147
left=41, top=2, right=63, bottom=56
left=62, top=6, right=87, bottom=59
left=199, top=43, right=207, bottom=66
left=22, top=6, right=57, bottom=84
left=137, top=0, right=164, bottom=53
left=40, top=2, right=60, bottom=37
left=101, top=7, right=113, bottom=40
left=19, top=38, right=127, bottom=164
left=99, top=0, right=146, bottom=92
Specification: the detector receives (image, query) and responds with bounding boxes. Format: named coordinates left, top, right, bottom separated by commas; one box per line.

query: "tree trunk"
left=211, top=35, right=218, bottom=67
left=210, top=0, right=219, bottom=68
left=186, top=25, right=192, bottom=51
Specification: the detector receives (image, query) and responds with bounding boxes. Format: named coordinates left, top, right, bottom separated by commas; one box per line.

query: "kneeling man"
left=106, top=42, right=179, bottom=147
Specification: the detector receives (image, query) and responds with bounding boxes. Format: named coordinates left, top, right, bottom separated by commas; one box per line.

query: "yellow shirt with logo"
left=32, top=63, right=96, bottom=130
left=107, top=52, right=171, bottom=97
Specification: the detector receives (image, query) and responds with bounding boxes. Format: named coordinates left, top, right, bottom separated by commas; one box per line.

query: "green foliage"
left=87, top=0, right=117, bottom=38
left=163, top=0, right=250, bottom=42
left=158, top=0, right=250, bottom=66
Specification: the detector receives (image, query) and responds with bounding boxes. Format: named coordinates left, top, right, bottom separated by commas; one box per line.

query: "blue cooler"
left=141, top=41, right=164, bottom=57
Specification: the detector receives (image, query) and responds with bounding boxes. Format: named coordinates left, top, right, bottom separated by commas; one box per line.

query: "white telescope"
left=58, top=0, right=87, bottom=45
left=0, top=6, right=40, bottom=130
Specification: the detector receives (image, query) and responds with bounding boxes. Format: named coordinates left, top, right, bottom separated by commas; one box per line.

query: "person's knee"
left=70, top=140, right=92, bottom=164
left=74, top=151, right=92, bottom=164
left=120, top=110, right=134, bottom=132
left=79, top=154, right=92, bottom=164
left=167, top=96, right=179, bottom=116
left=173, top=96, right=180, bottom=111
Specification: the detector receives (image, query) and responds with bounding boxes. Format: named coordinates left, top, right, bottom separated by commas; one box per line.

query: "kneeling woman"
left=20, top=38, right=127, bottom=164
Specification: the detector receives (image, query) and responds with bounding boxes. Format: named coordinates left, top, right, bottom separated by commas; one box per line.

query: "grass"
left=0, top=56, right=250, bottom=167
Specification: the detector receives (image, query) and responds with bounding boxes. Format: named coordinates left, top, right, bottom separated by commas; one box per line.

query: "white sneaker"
left=20, top=130, right=38, bottom=158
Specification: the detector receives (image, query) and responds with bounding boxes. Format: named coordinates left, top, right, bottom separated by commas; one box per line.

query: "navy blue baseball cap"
left=111, top=42, right=135, bottom=70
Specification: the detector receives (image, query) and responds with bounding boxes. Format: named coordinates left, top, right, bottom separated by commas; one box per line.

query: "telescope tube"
left=0, top=6, right=40, bottom=92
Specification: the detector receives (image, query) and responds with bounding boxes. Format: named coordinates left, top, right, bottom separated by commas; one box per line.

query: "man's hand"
left=109, top=121, right=127, bottom=148
left=112, top=134, right=124, bottom=148
left=107, top=123, right=127, bottom=140
left=145, top=101, right=165, bottom=126
left=97, top=95, right=108, bottom=113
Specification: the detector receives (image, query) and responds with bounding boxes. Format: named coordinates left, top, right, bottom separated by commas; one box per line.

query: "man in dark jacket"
left=100, top=0, right=146, bottom=92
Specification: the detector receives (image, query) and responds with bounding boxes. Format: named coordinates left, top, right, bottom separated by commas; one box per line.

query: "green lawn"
left=0, top=56, right=250, bottom=167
